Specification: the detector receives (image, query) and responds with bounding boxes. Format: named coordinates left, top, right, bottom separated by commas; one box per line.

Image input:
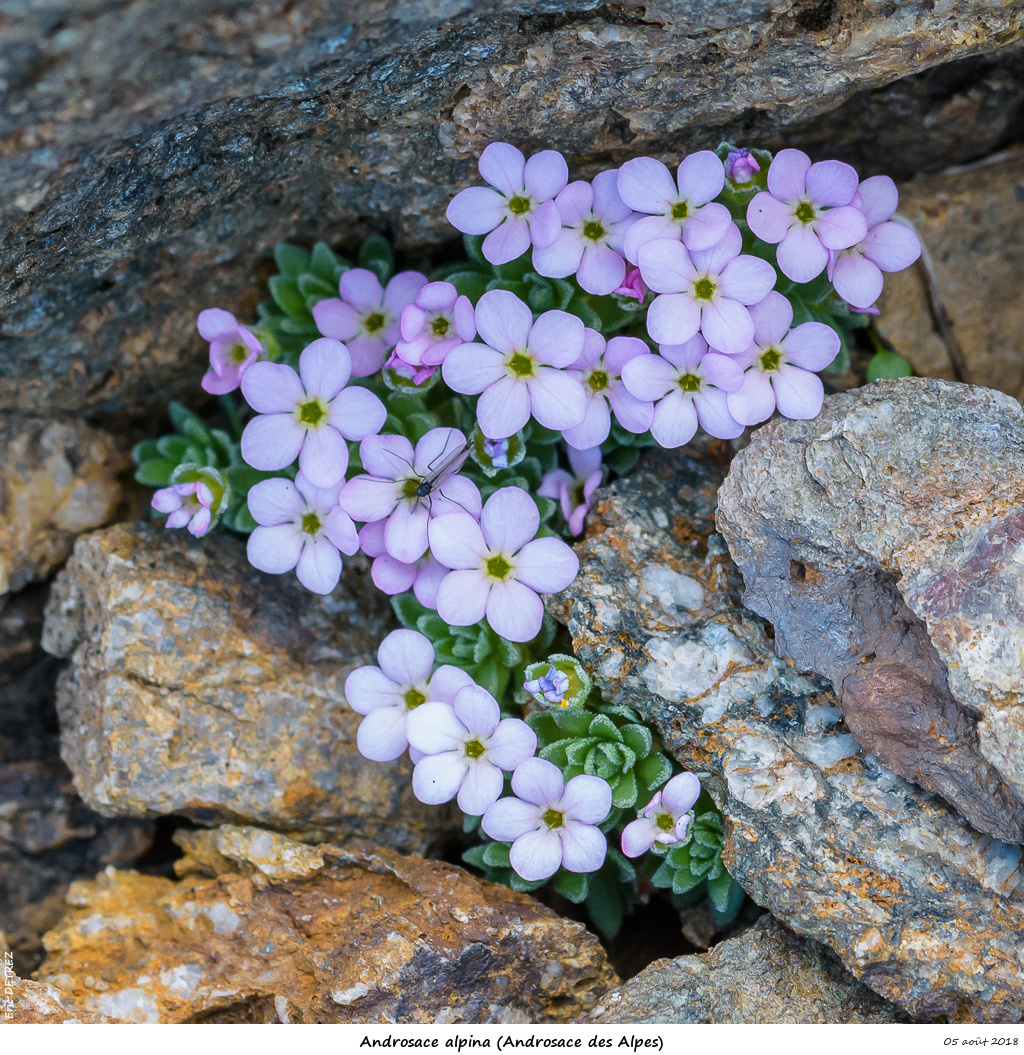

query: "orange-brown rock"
left=41, top=522, right=451, bottom=851
left=35, top=825, right=617, bottom=1024
left=877, top=151, right=1024, bottom=402
left=0, top=417, right=123, bottom=596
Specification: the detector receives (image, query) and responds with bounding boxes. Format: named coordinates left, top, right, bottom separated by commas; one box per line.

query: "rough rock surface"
left=589, top=914, right=907, bottom=1023
left=877, top=153, right=1024, bottom=402
left=41, top=522, right=449, bottom=851
left=0, top=585, right=61, bottom=764
left=554, top=443, right=1024, bottom=1023
left=34, top=825, right=616, bottom=1024
left=0, top=759, right=154, bottom=976
left=717, top=379, right=1024, bottom=845
left=0, top=417, right=123, bottom=595
left=3, top=2, right=1023, bottom=422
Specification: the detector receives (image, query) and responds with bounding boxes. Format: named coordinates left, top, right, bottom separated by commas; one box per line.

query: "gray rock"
left=3, top=1, right=1024, bottom=421
left=41, top=522, right=452, bottom=852
left=716, top=379, right=1024, bottom=844
left=589, top=914, right=907, bottom=1023
left=0, top=416, right=123, bottom=595
left=554, top=443, right=1024, bottom=1023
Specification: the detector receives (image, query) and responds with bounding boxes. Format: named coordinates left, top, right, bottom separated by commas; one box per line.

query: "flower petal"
left=562, top=395, right=611, bottom=449
left=483, top=217, right=532, bottom=266
left=479, top=141, right=526, bottom=196
left=651, top=390, right=698, bottom=448
left=700, top=298, right=755, bottom=356
left=371, top=553, right=418, bottom=595
left=776, top=224, right=828, bottom=284
left=452, top=684, right=501, bottom=736
left=457, top=762, right=505, bottom=815
left=616, top=156, right=677, bottom=214
left=339, top=475, right=401, bottom=523
left=646, top=293, right=701, bottom=346
left=781, top=321, right=841, bottom=371
left=623, top=213, right=680, bottom=265
left=299, top=338, right=352, bottom=400
left=427, top=664, right=476, bottom=703
left=486, top=579, right=544, bottom=642
left=356, top=706, right=409, bottom=762
left=295, top=537, right=342, bottom=594
left=561, top=774, right=613, bottom=824
left=435, top=569, right=490, bottom=627
left=637, top=238, right=694, bottom=294
left=524, top=150, right=569, bottom=201
left=621, top=817, right=660, bottom=858
left=376, top=628, right=435, bottom=686
left=247, top=478, right=302, bottom=526
left=526, top=199, right=562, bottom=250
left=681, top=201, right=732, bottom=252
left=767, top=148, right=811, bottom=202
left=857, top=175, right=899, bottom=228
left=313, top=298, right=359, bottom=341
left=345, top=665, right=402, bottom=715
left=677, top=150, right=725, bottom=206
left=832, top=252, right=884, bottom=309
left=473, top=289, right=534, bottom=355
left=384, top=500, right=430, bottom=564
left=727, top=371, right=777, bottom=426
left=606, top=385, right=655, bottom=435
left=428, top=512, right=488, bottom=569
left=487, top=718, right=538, bottom=771
left=481, top=486, right=539, bottom=554
left=747, top=290, right=793, bottom=346
left=514, top=536, right=579, bottom=593
left=442, top=343, right=508, bottom=395
left=576, top=243, right=626, bottom=296
left=197, top=308, right=240, bottom=342
left=805, top=159, right=859, bottom=208
left=510, top=829, right=563, bottom=882
left=773, top=364, right=824, bottom=420
left=532, top=229, right=585, bottom=279
left=412, top=751, right=468, bottom=804
left=241, top=414, right=305, bottom=472
left=717, top=254, right=777, bottom=305
left=247, top=524, right=302, bottom=575
left=620, top=352, right=676, bottom=402
left=695, top=388, right=744, bottom=440
left=558, top=822, right=608, bottom=873
left=340, top=268, right=384, bottom=311
left=446, top=185, right=506, bottom=235
left=298, top=426, right=349, bottom=488
left=482, top=797, right=542, bottom=842
left=328, top=385, right=387, bottom=441
left=406, top=701, right=466, bottom=754
left=528, top=310, right=585, bottom=368
left=527, top=368, right=587, bottom=431
left=862, top=220, right=921, bottom=272
left=746, top=191, right=793, bottom=244
left=477, top=374, right=532, bottom=438
left=241, top=361, right=303, bottom=413
left=662, top=771, right=702, bottom=815
left=512, top=757, right=565, bottom=806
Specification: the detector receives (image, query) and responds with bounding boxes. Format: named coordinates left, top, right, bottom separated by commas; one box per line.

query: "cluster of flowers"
left=143, top=139, right=920, bottom=912
left=348, top=626, right=701, bottom=882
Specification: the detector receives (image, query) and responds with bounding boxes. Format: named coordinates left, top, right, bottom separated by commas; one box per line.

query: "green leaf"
left=134, top=458, right=177, bottom=487
left=132, top=439, right=161, bottom=465
left=358, top=234, right=394, bottom=284
left=274, top=243, right=311, bottom=279
left=866, top=349, right=914, bottom=381
left=297, top=273, right=336, bottom=301
left=587, top=713, right=622, bottom=742
left=671, top=868, right=704, bottom=896
left=584, top=870, right=625, bottom=939
left=551, top=709, right=592, bottom=737
left=392, top=593, right=431, bottom=629
left=168, top=402, right=213, bottom=444
left=155, top=435, right=189, bottom=461
left=462, top=845, right=488, bottom=870
left=463, top=234, right=489, bottom=270
left=482, top=841, right=512, bottom=869
left=310, top=242, right=347, bottom=283
left=555, top=870, right=589, bottom=904
left=620, top=724, right=653, bottom=758
left=708, top=871, right=746, bottom=924
left=610, top=770, right=638, bottom=808
left=635, top=752, right=672, bottom=792
left=269, top=275, right=310, bottom=318
left=447, top=270, right=491, bottom=303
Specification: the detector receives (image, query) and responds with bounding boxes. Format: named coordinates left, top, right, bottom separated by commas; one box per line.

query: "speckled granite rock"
left=876, top=153, right=1024, bottom=402
left=589, top=914, right=907, bottom=1023
left=717, top=379, right=1024, bottom=844
left=0, top=417, right=123, bottom=595
left=554, top=444, right=1024, bottom=1023
left=41, top=522, right=448, bottom=851
left=34, top=825, right=616, bottom=1024
left=0, top=759, right=154, bottom=977
left=3, top=2, right=1023, bottom=422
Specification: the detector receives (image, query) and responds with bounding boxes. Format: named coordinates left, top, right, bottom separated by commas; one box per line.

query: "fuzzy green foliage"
left=391, top=593, right=557, bottom=704
left=131, top=399, right=270, bottom=533
left=527, top=703, right=674, bottom=810
left=647, top=792, right=747, bottom=925
left=866, top=348, right=914, bottom=381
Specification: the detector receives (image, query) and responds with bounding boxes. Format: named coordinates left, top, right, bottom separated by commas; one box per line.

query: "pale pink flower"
left=621, top=772, right=701, bottom=858
left=197, top=309, right=264, bottom=395
left=151, top=481, right=215, bottom=537
left=538, top=446, right=602, bottom=536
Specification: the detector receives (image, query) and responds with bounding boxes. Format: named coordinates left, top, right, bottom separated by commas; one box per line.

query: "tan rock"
left=589, top=915, right=907, bottom=1024
left=0, top=417, right=123, bottom=595
left=876, top=151, right=1024, bottom=402
left=36, top=826, right=617, bottom=1024
left=42, top=522, right=451, bottom=852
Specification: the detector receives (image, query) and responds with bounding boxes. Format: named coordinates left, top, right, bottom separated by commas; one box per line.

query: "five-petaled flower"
left=446, top=142, right=568, bottom=266
left=345, top=629, right=475, bottom=762
left=442, top=290, right=587, bottom=439
left=726, top=291, right=840, bottom=425
left=638, top=225, right=776, bottom=355
left=392, top=281, right=477, bottom=369
left=532, top=170, right=636, bottom=296
left=746, top=149, right=867, bottom=284
left=482, top=757, right=613, bottom=881
left=240, top=338, right=386, bottom=489
left=617, top=151, right=733, bottom=263
left=620, top=771, right=702, bottom=858
left=406, top=685, right=537, bottom=815
left=246, top=473, right=359, bottom=595
left=197, top=308, right=264, bottom=395
left=428, top=486, right=579, bottom=642
left=538, top=445, right=603, bottom=537
left=340, top=427, right=479, bottom=564
left=621, top=334, right=744, bottom=448
left=152, top=481, right=216, bottom=537
left=312, top=269, right=427, bottom=376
